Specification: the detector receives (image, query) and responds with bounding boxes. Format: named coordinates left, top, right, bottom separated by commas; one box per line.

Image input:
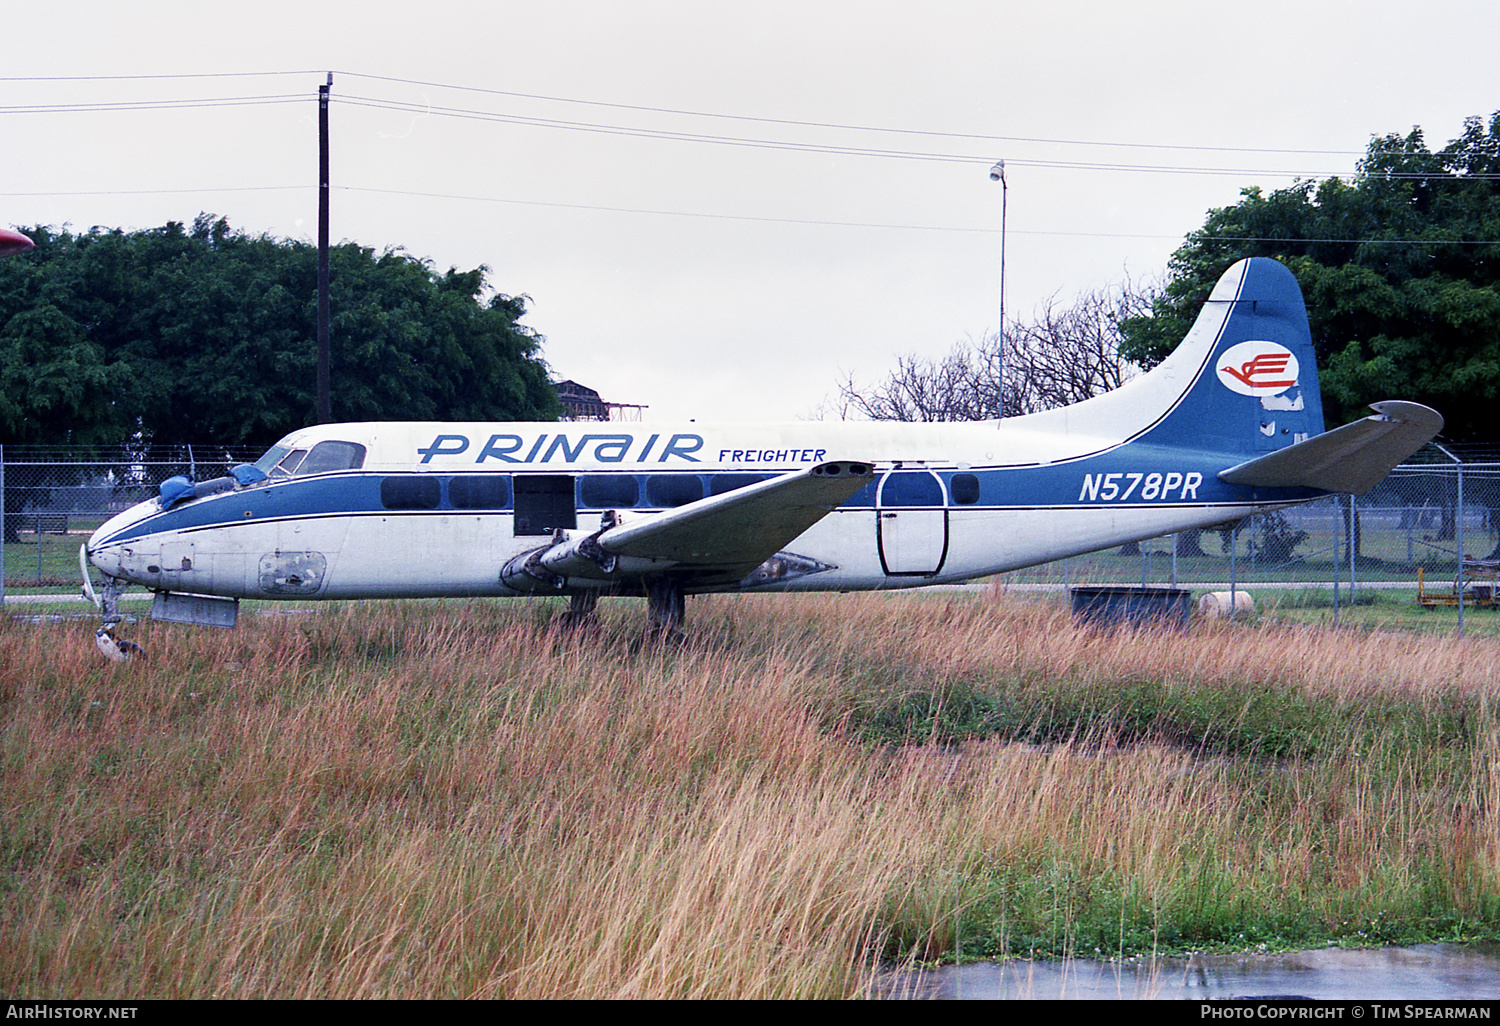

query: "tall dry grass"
left=3, top=592, right=1499, bottom=997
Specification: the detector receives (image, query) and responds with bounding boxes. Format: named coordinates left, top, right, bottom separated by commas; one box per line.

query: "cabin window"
left=579, top=475, right=639, bottom=509
left=381, top=476, right=441, bottom=510
left=514, top=475, right=576, bottom=535
left=296, top=440, right=367, bottom=476
left=709, top=473, right=771, bottom=496
left=646, top=475, right=704, bottom=508
left=880, top=471, right=944, bottom=508
left=949, top=473, right=980, bottom=505
left=449, top=475, right=511, bottom=509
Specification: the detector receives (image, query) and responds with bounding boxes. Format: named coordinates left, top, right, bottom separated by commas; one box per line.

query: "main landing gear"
left=645, top=578, right=686, bottom=640
left=553, top=579, right=687, bottom=639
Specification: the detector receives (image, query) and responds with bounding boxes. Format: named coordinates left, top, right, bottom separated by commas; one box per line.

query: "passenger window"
left=646, top=475, right=704, bottom=508
left=709, top=474, right=771, bottom=496
left=579, top=475, right=639, bottom=508
left=296, top=440, right=367, bottom=476
left=381, top=476, right=441, bottom=510
left=449, top=475, right=511, bottom=509
left=840, top=479, right=878, bottom=508
left=950, top=473, right=980, bottom=505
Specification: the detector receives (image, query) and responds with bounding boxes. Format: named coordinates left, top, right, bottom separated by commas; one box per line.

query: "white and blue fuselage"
left=84, top=259, right=1442, bottom=622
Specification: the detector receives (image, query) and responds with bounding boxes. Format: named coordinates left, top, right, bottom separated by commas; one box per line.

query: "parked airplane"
left=83, top=257, right=1441, bottom=632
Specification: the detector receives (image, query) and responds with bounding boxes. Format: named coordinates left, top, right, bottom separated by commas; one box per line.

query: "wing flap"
left=1218, top=401, right=1442, bottom=495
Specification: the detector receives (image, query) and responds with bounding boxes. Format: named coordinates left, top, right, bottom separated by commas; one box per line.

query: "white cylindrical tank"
left=1198, top=590, right=1254, bottom=619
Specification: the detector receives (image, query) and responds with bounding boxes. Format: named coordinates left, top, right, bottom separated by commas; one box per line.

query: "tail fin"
left=1138, top=256, right=1325, bottom=454
left=1015, top=257, right=1440, bottom=488
left=1016, top=258, right=1324, bottom=457
left=1144, top=258, right=1442, bottom=491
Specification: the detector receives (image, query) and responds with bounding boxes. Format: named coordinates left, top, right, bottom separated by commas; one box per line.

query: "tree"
left=830, top=280, right=1146, bottom=421
left=1119, top=113, right=1500, bottom=444
left=0, top=215, right=561, bottom=449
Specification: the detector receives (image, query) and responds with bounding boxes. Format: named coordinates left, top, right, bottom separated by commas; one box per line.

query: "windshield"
left=253, top=444, right=292, bottom=475
left=295, top=440, right=367, bottom=475
left=252, top=439, right=366, bottom=479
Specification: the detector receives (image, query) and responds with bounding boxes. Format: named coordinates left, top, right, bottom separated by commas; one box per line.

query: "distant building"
left=556, top=380, right=647, bottom=422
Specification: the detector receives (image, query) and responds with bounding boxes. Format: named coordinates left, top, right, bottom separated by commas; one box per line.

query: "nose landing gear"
left=81, top=543, right=142, bottom=662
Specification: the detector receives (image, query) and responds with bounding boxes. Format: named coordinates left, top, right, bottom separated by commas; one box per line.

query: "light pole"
left=989, top=160, right=1007, bottom=420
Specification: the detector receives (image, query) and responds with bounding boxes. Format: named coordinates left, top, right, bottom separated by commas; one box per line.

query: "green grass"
left=5, top=591, right=1500, bottom=996
left=1254, top=587, right=1500, bottom=638
left=4, top=532, right=95, bottom=591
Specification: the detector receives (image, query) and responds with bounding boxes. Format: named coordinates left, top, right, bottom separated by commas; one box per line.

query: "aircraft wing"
left=1218, top=401, right=1443, bottom=496
left=518, top=460, right=875, bottom=590
left=601, top=460, right=874, bottom=577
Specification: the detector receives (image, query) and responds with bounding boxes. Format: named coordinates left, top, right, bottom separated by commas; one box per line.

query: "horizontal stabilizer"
left=1218, top=401, right=1443, bottom=495
left=601, top=461, right=874, bottom=578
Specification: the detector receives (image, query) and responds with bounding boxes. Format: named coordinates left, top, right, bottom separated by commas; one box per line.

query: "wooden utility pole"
left=316, top=72, right=332, bottom=423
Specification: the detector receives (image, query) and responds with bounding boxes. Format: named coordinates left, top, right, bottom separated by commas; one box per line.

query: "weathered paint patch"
left=258, top=551, right=328, bottom=596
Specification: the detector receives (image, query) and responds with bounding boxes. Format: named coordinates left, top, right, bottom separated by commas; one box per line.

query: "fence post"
left=1458, top=459, right=1466, bottom=639
left=1349, top=493, right=1357, bottom=603
left=1230, top=520, right=1238, bottom=606
left=1435, top=444, right=1466, bottom=640
left=1332, top=497, right=1341, bottom=627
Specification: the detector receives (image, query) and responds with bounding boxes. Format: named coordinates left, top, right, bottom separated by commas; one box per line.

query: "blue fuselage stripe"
left=93, top=452, right=1325, bottom=549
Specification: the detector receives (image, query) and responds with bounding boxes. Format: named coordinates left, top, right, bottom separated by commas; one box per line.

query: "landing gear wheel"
left=95, top=625, right=144, bottom=663
left=555, top=591, right=601, bottom=629
left=645, top=578, right=687, bottom=642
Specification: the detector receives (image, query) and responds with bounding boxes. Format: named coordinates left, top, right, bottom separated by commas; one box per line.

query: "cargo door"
left=876, top=470, right=948, bottom=575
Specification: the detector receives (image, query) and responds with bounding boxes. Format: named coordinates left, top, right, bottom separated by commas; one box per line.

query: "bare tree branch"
left=832, top=279, right=1150, bottom=421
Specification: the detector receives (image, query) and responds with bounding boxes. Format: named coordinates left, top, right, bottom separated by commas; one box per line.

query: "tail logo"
left=1216, top=341, right=1299, bottom=397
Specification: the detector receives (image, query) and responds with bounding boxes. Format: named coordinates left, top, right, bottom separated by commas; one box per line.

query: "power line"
left=339, top=94, right=1500, bottom=180
left=4, top=179, right=1495, bottom=245
left=336, top=70, right=1367, bottom=159
left=336, top=186, right=1500, bottom=244
left=0, top=71, right=323, bottom=81
left=0, top=94, right=306, bottom=114
left=3, top=72, right=1491, bottom=182
left=0, top=67, right=1366, bottom=158
left=339, top=185, right=992, bottom=232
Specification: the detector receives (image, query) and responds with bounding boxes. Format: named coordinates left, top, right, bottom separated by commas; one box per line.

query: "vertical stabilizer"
left=1140, top=257, right=1325, bottom=455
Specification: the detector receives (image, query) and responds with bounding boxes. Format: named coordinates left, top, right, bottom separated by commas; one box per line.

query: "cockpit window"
left=278, top=449, right=308, bottom=476
left=253, top=444, right=292, bottom=475
left=295, top=440, right=367, bottom=476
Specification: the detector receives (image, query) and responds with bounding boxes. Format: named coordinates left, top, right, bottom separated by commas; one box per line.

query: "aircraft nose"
left=85, top=530, right=121, bottom=578
left=87, top=498, right=159, bottom=579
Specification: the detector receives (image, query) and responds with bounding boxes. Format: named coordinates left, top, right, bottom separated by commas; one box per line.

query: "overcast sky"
left=3, top=1, right=1496, bottom=423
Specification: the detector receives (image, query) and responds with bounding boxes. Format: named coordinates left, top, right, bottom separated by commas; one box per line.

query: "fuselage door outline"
left=876, top=469, right=949, bottom=576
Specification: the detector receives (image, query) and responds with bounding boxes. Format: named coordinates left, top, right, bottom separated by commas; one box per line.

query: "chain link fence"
left=995, top=447, right=1500, bottom=608
left=2, top=444, right=260, bottom=592
left=2, top=441, right=1496, bottom=609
